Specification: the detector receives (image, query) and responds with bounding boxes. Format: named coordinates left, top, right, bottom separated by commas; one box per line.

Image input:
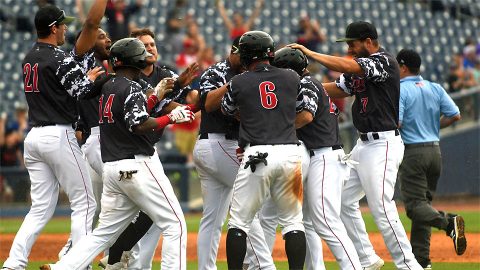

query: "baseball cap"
left=35, top=5, right=75, bottom=31
left=396, top=49, right=422, bottom=69
left=336, top=21, right=378, bottom=42
left=230, top=36, right=241, bottom=54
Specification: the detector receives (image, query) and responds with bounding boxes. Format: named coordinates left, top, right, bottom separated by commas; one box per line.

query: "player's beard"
left=356, top=46, right=370, bottom=58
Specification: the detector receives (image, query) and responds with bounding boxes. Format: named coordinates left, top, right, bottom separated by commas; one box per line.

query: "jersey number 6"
left=259, top=81, right=277, bottom=109
left=99, top=94, right=115, bottom=124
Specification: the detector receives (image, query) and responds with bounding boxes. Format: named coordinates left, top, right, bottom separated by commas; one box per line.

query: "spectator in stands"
left=75, top=0, right=95, bottom=25
left=217, top=0, right=264, bottom=40
left=198, top=46, right=216, bottom=73
left=165, top=0, right=191, bottom=59
left=104, top=0, right=143, bottom=41
left=463, top=38, right=477, bottom=70
left=447, top=53, right=466, bottom=92
left=176, top=21, right=205, bottom=88
left=0, top=112, right=27, bottom=202
left=296, top=15, right=326, bottom=52
left=397, top=49, right=464, bottom=269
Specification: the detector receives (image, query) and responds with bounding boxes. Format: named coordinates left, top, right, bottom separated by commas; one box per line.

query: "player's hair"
left=406, top=66, right=420, bottom=75
left=130, top=28, right=155, bottom=39
left=37, top=28, right=52, bottom=38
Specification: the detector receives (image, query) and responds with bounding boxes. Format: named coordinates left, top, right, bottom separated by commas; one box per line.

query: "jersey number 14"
left=99, top=94, right=115, bottom=124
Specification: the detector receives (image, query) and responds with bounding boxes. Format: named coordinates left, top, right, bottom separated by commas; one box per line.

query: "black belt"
left=250, top=142, right=301, bottom=147
left=31, top=122, right=56, bottom=127
left=405, top=141, right=439, bottom=149
left=359, top=129, right=399, bottom=142
left=199, top=133, right=236, bottom=140
left=309, top=145, right=343, bottom=157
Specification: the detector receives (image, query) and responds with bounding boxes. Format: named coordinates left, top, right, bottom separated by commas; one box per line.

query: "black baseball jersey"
left=335, top=48, right=400, bottom=133
left=297, top=74, right=342, bottom=150
left=99, top=76, right=154, bottom=162
left=198, top=59, right=239, bottom=138
left=222, top=64, right=304, bottom=148
left=22, top=42, right=95, bottom=126
left=140, top=64, right=192, bottom=114
left=74, top=50, right=104, bottom=130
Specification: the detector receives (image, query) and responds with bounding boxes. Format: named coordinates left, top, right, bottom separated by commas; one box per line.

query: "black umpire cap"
left=35, top=5, right=75, bottom=32
left=396, top=49, right=422, bottom=69
left=336, top=21, right=378, bottom=42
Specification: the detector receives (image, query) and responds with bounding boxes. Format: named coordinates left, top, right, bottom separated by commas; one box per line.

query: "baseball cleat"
left=450, top=215, right=467, bottom=255
left=39, top=265, right=51, bottom=270
left=363, top=258, right=384, bottom=270
left=423, top=264, right=432, bottom=270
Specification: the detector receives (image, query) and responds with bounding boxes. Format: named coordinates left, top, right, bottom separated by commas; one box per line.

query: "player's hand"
left=287, top=43, right=311, bottom=57
left=154, top=78, right=175, bottom=100
left=167, top=106, right=195, bottom=124
left=87, top=66, right=105, bottom=82
left=177, top=62, right=200, bottom=88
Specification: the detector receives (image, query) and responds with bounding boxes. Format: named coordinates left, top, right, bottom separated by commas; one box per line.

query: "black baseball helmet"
left=272, top=47, right=309, bottom=76
left=109, top=38, right=151, bottom=71
left=239, top=31, right=275, bottom=67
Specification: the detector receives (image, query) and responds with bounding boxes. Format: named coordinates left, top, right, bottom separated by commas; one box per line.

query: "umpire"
left=396, top=49, right=465, bottom=269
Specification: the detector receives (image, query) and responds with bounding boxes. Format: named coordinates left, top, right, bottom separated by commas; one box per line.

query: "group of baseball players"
left=1, top=1, right=467, bottom=270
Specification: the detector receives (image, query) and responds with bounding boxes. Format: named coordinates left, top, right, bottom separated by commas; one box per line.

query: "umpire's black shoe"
left=449, top=215, right=467, bottom=255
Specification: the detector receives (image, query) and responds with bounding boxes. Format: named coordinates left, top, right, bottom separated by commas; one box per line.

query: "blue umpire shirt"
left=399, top=75, right=460, bottom=144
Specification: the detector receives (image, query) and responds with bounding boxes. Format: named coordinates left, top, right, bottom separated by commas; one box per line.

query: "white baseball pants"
left=2, top=125, right=96, bottom=270
left=341, top=131, right=422, bottom=270
left=228, top=144, right=305, bottom=237
left=256, top=142, right=325, bottom=270
left=193, top=134, right=274, bottom=270
left=50, top=154, right=186, bottom=270
left=306, top=148, right=362, bottom=270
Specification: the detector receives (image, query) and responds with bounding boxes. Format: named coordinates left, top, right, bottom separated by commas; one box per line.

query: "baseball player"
left=272, top=47, right=363, bottom=270
left=290, top=21, right=423, bottom=270
left=1, top=5, right=104, bottom=270
left=57, top=0, right=110, bottom=258
left=194, top=37, right=274, bottom=270
left=94, top=28, right=199, bottom=270
left=40, top=38, right=194, bottom=270
left=221, top=31, right=307, bottom=270
left=396, top=49, right=465, bottom=269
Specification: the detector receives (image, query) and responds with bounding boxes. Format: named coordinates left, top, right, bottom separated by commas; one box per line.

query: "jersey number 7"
left=99, top=94, right=115, bottom=124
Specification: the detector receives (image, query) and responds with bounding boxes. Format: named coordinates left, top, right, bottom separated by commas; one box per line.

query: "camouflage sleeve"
left=70, top=49, right=96, bottom=73
left=124, top=82, right=150, bottom=132
left=56, top=51, right=95, bottom=99
left=355, top=53, right=391, bottom=82
left=221, top=81, right=237, bottom=116
left=335, top=73, right=356, bottom=96
left=299, top=77, right=319, bottom=116
left=199, top=64, right=228, bottom=109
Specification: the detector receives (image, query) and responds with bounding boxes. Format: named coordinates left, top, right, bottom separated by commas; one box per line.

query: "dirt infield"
left=1, top=232, right=478, bottom=263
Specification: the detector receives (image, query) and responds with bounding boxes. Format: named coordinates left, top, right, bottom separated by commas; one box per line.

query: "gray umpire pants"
left=398, top=143, right=449, bottom=267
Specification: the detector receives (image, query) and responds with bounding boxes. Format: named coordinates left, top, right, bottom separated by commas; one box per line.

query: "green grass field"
left=1, top=211, right=479, bottom=234
left=1, top=211, right=479, bottom=269
left=9, top=261, right=480, bottom=270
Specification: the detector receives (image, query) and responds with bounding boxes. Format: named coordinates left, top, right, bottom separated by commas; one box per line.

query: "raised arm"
left=75, top=0, right=108, bottom=56
left=288, top=43, right=363, bottom=75
left=217, top=0, right=233, bottom=31
left=245, top=0, right=264, bottom=30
